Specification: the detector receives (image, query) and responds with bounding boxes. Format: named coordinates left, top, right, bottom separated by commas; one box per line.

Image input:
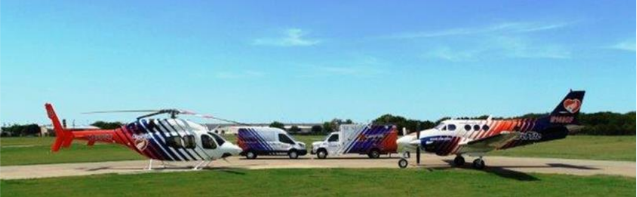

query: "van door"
left=277, top=133, right=295, bottom=153
left=326, top=133, right=340, bottom=155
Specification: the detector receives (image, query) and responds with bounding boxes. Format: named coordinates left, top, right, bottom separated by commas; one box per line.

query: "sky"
left=1, top=0, right=635, bottom=125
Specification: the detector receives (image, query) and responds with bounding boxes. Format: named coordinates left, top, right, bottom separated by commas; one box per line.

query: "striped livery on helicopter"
left=45, top=104, right=242, bottom=170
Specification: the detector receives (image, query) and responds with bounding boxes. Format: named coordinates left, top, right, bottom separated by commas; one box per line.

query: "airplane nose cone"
left=397, top=135, right=414, bottom=145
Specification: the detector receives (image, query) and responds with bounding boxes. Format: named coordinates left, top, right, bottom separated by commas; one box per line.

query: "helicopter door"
left=201, top=134, right=220, bottom=159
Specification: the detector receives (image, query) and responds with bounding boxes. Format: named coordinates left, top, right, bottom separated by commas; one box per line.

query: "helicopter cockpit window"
left=208, top=132, right=226, bottom=146
left=167, top=136, right=183, bottom=148
left=201, top=135, right=217, bottom=149
left=182, top=135, right=196, bottom=149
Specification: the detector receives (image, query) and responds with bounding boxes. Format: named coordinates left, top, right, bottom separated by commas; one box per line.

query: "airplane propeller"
left=416, top=123, right=421, bottom=165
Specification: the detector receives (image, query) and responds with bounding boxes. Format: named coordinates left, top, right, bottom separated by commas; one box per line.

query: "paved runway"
left=1, top=155, right=634, bottom=180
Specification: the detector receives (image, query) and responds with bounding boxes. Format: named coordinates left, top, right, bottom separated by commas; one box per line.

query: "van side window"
left=278, top=134, right=295, bottom=144
left=182, top=135, right=196, bottom=149
left=328, top=134, right=339, bottom=142
left=201, top=135, right=217, bottom=149
left=167, top=136, right=183, bottom=148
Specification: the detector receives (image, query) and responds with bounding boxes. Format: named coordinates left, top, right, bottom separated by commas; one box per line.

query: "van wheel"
left=368, top=149, right=380, bottom=159
left=246, top=151, right=257, bottom=159
left=317, top=149, right=327, bottom=159
left=288, top=150, right=299, bottom=159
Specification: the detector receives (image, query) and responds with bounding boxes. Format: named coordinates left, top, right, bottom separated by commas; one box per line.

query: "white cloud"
left=390, top=21, right=571, bottom=39
left=423, top=36, right=571, bottom=61
left=424, top=47, right=484, bottom=62
left=214, top=70, right=265, bottom=79
left=609, top=39, right=636, bottom=51
left=253, top=28, right=321, bottom=47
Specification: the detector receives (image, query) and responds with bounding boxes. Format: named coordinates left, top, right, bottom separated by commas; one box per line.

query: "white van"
left=237, top=127, right=307, bottom=159
left=311, top=124, right=398, bottom=159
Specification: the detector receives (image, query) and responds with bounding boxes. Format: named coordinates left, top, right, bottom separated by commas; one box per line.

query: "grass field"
left=1, top=135, right=634, bottom=166
left=490, top=135, right=636, bottom=161
left=1, top=168, right=634, bottom=197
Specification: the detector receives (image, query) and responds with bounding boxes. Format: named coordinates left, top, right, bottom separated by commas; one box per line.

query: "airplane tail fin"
left=45, top=103, right=74, bottom=152
left=548, top=90, right=586, bottom=125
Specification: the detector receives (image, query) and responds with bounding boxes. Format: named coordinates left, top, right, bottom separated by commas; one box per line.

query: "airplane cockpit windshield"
left=435, top=123, right=447, bottom=131
left=208, top=132, right=226, bottom=146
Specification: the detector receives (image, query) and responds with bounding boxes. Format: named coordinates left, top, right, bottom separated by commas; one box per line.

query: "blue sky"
left=1, top=0, right=635, bottom=125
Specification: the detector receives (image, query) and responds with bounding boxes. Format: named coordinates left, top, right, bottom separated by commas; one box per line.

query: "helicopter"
left=44, top=103, right=243, bottom=170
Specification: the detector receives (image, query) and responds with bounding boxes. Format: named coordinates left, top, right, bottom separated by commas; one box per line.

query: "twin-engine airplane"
left=397, top=90, right=585, bottom=169
left=45, top=104, right=243, bottom=170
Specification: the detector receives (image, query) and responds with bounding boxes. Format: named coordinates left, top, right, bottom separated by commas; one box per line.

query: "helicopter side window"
left=201, top=135, right=217, bottom=149
left=182, top=135, right=196, bottom=149
left=166, top=136, right=183, bottom=148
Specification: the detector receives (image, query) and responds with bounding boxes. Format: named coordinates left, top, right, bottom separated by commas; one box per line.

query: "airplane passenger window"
left=328, top=134, right=339, bottom=142
left=448, top=124, right=456, bottom=131
left=473, top=125, right=480, bottom=131
left=201, top=135, right=217, bottom=149
left=279, top=134, right=295, bottom=144
left=167, top=136, right=183, bottom=148
left=209, top=132, right=226, bottom=146
left=182, top=135, right=196, bottom=149
left=482, top=125, right=490, bottom=131
left=464, top=125, right=471, bottom=131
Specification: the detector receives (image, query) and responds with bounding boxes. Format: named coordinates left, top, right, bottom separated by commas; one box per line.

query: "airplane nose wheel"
left=472, top=157, right=485, bottom=169
left=398, top=158, right=408, bottom=168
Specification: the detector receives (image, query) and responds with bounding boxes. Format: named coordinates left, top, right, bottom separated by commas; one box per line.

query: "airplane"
left=44, top=103, right=243, bottom=170
left=396, top=90, right=585, bottom=169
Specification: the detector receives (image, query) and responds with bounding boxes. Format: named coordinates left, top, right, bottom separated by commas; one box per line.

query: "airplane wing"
left=456, top=131, right=521, bottom=154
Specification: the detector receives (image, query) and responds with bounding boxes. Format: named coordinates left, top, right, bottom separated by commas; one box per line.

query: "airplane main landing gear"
left=453, top=155, right=465, bottom=166
left=472, top=157, right=485, bottom=169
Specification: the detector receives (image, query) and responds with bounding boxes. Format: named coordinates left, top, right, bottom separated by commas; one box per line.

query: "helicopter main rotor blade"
left=83, top=110, right=159, bottom=114
left=179, top=110, right=247, bottom=125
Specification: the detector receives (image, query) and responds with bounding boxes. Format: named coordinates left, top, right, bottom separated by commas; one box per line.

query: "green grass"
left=0, top=135, right=324, bottom=166
left=1, top=135, right=634, bottom=166
left=1, top=168, right=634, bottom=197
left=491, top=135, right=635, bottom=161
